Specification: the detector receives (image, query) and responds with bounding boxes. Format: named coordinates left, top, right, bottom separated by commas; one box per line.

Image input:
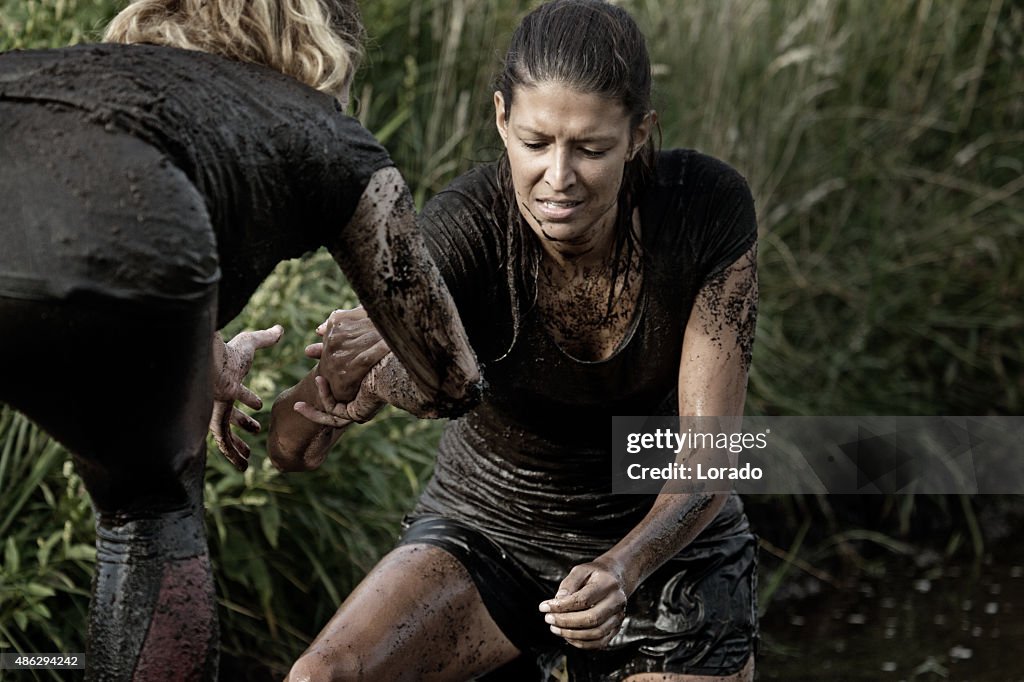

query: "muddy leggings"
left=0, top=102, right=223, bottom=681
left=0, top=293, right=220, bottom=681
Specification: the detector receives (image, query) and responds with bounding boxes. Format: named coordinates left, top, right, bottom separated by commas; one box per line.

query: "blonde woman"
left=0, top=1, right=478, bottom=678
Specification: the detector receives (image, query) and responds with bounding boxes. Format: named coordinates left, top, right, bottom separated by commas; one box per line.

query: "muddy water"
left=759, top=550, right=1024, bottom=681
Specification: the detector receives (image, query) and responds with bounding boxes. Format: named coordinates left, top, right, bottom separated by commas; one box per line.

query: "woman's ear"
left=494, top=91, right=509, bottom=146
left=629, top=110, right=657, bottom=159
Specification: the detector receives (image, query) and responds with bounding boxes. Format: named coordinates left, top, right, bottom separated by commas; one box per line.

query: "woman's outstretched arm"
left=327, top=166, right=480, bottom=409
left=269, top=167, right=481, bottom=471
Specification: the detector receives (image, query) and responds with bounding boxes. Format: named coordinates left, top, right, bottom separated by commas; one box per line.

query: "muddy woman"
left=0, top=1, right=479, bottom=679
left=272, top=0, right=759, bottom=680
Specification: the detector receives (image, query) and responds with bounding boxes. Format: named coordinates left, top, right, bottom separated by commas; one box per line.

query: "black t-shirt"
left=0, top=43, right=393, bottom=325
left=413, top=149, right=758, bottom=577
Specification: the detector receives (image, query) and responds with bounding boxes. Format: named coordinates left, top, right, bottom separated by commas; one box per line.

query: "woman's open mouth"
left=536, top=198, right=583, bottom=221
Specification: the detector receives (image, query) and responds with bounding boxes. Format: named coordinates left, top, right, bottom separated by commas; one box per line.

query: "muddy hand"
left=210, top=325, right=284, bottom=471
left=539, top=558, right=629, bottom=649
left=306, top=307, right=390, bottom=402
left=293, top=373, right=384, bottom=428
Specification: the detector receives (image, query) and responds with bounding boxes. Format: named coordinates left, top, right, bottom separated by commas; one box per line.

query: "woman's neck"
left=536, top=211, right=618, bottom=275
left=535, top=209, right=644, bottom=361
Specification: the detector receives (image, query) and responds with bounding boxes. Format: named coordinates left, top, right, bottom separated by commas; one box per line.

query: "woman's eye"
left=582, top=148, right=607, bottom=159
left=522, top=141, right=546, bottom=151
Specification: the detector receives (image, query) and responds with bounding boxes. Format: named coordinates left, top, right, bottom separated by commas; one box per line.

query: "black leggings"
left=0, top=293, right=220, bottom=681
left=1, top=102, right=223, bottom=681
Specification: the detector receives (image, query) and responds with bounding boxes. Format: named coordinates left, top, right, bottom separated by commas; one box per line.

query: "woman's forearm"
left=331, top=167, right=481, bottom=410
left=268, top=368, right=344, bottom=472
left=362, top=353, right=478, bottom=419
left=267, top=351, right=473, bottom=472
left=599, top=488, right=729, bottom=596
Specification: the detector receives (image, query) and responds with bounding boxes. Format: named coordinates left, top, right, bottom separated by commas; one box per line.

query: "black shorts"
left=398, top=515, right=758, bottom=681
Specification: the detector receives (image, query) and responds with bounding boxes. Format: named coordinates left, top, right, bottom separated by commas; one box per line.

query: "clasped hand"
left=293, top=306, right=390, bottom=428
left=210, top=325, right=284, bottom=472
left=539, top=557, right=630, bottom=649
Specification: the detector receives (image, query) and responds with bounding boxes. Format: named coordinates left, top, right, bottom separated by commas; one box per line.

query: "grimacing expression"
left=495, top=81, right=652, bottom=261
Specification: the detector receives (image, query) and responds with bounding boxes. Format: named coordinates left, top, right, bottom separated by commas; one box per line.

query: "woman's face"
left=495, top=81, right=651, bottom=263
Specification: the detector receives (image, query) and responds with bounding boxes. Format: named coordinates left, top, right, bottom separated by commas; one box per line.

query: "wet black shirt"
left=0, top=43, right=392, bottom=326
left=414, top=150, right=758, bottom=579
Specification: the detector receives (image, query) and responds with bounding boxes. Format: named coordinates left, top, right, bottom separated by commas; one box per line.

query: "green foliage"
left=0, top=0, right=118, bottom=49
left=0, top=408, right=94, bottom=679
left=629, top=0, right=1024, bottom=416
left=1, top=0, right=1022, bottom=677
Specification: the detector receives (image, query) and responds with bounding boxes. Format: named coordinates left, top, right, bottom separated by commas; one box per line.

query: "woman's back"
left=0, top=42, right=392, bottom=325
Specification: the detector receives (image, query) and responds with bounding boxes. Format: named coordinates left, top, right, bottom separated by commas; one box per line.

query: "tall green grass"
left=1, top=0, right=1021, bottom=677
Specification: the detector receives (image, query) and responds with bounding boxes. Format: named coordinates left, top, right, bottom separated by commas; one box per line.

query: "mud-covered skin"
left=286, top=544, right=520, bottom=682
left=328, top=167, right=480, bottom=411
left=268, top=169, right=482, bottom=472
left=535, top=212, right=644, bottom=361
left=693, top=244, right=759, bottom=373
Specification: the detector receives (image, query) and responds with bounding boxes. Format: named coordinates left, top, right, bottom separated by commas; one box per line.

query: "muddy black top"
left=0, top=43, right=392, bottom=326
left=414, top=150, right=758, bottom=579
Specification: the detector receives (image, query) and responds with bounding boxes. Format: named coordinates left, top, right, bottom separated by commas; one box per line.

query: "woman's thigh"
left=0, top=102, right=220, bottom=513
left=289, top=543, right=522, bottom=682
left=0, top=291, right=217, bottom=513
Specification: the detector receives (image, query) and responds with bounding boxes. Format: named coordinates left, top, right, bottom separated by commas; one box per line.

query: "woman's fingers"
left=544, top=590, right=624, bottom=632
left=210, top=401, right=250, bottom=472
left=234, top=384, right=261, bottom=410
left=231, top=324, right=284, bottom=354
left=290, top=375, right=355, bottom=428
left=230, top=407, right=261, bottom=434
left=313, top=375, right=337, bottom=410
left=539, top=561, right=628, bottom=649
left=293, top=402, right=353, bottom=428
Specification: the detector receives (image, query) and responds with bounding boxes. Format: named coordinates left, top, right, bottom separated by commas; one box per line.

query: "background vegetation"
left=1, top=0, right=1021, bottom=679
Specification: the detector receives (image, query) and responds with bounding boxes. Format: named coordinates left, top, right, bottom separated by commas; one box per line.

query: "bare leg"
left=287, top=543, right=521, bottom=682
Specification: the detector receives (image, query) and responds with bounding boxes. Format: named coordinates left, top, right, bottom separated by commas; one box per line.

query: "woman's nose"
left=543, top=148, right=576, bottom=191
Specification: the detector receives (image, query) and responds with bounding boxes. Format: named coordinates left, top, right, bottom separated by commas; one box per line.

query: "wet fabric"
left=405, top=150, right=759, bottom=675
left=399, top=515, right=757, bottom=680
left=413, top=150, right=759, bottom=578
left=0, top=43, right=393, bottom=327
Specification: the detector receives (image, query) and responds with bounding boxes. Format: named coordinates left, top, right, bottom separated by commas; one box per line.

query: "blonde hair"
left=103, top=0, right=363, bottom=98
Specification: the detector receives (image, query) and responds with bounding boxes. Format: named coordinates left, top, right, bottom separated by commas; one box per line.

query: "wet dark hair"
left=494, top=0, right=657, bottom=345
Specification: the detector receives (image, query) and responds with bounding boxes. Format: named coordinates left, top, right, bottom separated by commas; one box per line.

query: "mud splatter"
left=693, top=244, right=759, bottom=372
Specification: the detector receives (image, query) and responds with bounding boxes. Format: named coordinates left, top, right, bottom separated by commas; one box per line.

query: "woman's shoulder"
left=653, top=148, right=752, bottom=192
left=423, top=162, right=503, bottom=221
left=436, top=162, right=501, bottom=201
